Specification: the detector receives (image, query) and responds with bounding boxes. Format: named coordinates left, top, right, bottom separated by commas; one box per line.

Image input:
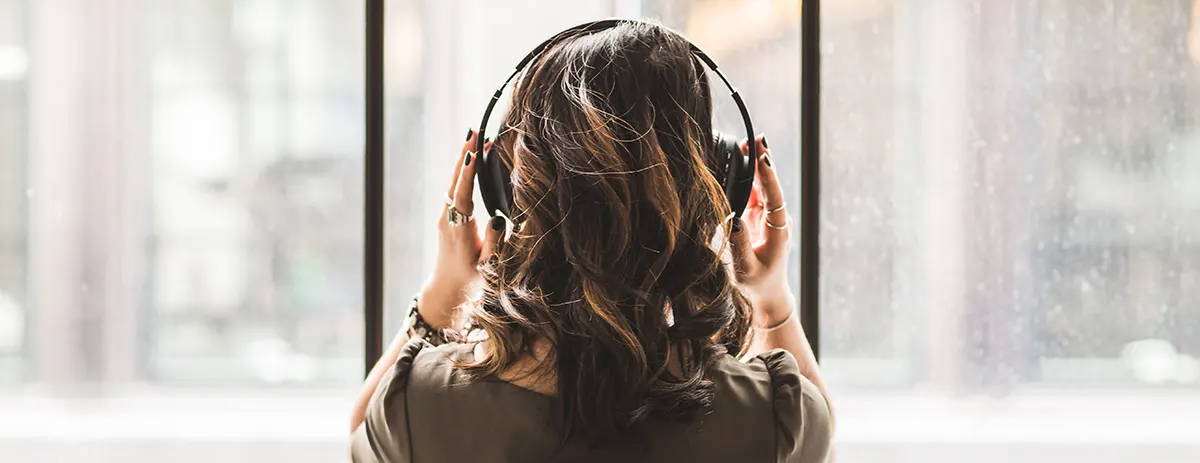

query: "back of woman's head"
left=466, top=20, right=752, bottom=444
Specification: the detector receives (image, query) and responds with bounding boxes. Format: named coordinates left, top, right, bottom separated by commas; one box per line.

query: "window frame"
left=364, top=0, right=384, bottom=374
left=799, top=0, right=819, bottom=360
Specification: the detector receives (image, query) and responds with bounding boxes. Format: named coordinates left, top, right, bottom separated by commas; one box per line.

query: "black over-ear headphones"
left=474, top=19, right=758, bottom=220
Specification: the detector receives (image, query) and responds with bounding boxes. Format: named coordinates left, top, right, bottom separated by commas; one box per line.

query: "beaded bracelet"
left=402, top=297, right=448, bottom=345
left=402, top=296, right=478, bottom=346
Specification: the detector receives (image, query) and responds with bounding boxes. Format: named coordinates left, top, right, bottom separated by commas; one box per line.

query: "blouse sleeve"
left=757, top=349, right=834, bottom=463
left=350, top=338, right=427, bottom=463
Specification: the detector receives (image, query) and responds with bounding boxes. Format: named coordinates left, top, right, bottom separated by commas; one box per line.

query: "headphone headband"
left=475, top=19, right=758, bottom=218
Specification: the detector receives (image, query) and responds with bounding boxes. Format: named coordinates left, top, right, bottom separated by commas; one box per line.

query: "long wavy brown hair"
left=463, top=20, right=753, bottom=444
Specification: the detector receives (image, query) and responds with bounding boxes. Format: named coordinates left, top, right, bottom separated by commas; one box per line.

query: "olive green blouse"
left=351, top=338, right=832, bottom=462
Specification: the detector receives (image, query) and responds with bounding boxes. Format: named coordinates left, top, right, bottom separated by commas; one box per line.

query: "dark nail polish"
left=762, top=136, right=769, bottom=149
left=732, top=220, right=743, bottom=233
left=464, top=152, right=473, bottom=166
left=465, top=129, right=474, bottom=141
left=763, top=154, right=773, bottom=167
left=490, top=216, right=505, bottom=231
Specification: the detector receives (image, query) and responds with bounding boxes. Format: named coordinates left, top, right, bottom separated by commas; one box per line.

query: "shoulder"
left=708, top=350, right=833, bottom=463
left=350, top=338, right=475, bottom=463
left=754, top=349, right=833, bottom=463
left=374, top=338, right=473, bottom=395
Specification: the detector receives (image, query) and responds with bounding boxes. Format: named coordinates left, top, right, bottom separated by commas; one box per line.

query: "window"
left=0, top=0, right=28, bottom=382
left=3, top=1, right=362, bottom=460
left=9, top=0, right=1195, bottom=460
left=822, top=2, right=1200, bottom=460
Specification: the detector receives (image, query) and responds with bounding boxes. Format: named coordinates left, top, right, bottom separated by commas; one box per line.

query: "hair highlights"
left=462, top=20, right=753, bottom=444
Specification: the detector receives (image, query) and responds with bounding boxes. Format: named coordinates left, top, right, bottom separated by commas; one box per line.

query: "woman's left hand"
left=417, top=129, right=506, bottom=330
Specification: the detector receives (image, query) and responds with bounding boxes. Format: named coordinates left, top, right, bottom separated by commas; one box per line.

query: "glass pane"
left=823, top=2, right=1200, bottom=461
left=384, top=0, right=801, bottom=335
left=3, top=1, right=362, bottom=460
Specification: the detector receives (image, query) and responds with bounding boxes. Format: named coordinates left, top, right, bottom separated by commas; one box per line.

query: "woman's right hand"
left=729, top=136, right=796, bottom=328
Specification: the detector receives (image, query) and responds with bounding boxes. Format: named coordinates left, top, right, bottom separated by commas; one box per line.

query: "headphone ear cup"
left=477, top=146, right=514, bottom=218
left=715, top=134, right=754, bottom=217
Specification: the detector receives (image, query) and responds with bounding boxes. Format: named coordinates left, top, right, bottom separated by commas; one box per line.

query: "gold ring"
left=765, top=216, right=788, bottom=229
left=765, top=203, right=786, bottom=215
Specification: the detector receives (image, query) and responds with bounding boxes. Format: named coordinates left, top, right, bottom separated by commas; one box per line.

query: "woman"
left=350, top=20, right=833, bottom=462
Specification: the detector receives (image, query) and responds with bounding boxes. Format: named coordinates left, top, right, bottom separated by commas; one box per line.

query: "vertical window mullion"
left=800, top=0, right=821, bottom=361
left=364, top=0, right=385, bottom=376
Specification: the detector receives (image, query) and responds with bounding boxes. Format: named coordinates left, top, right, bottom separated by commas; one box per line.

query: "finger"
left=479, top=216, right=507, bottom=264
left=438, top=130, right=477, bottom=228
left=747, top=188, right=763, bottom=233
left=742, top=141, right=760, bottom=211
left=728, top=218, right=758, bottom=276
left=756, top=142, right=784, bottom=218
left=754, top=138, right=790, bottom=259
left=453, top=139, right=488, bottom=217
left=448, top=129, right=478, bottom=198
left=741, top=142, right=765, bottom=244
